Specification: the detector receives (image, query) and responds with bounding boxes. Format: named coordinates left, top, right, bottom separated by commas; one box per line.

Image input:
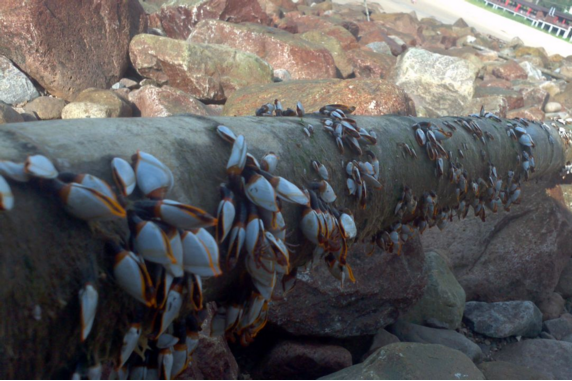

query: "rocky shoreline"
left=1, top=0, right=572, bottom=379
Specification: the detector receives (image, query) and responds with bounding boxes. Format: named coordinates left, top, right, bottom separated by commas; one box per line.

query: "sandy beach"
left=335, top=0, right=572, bottom=56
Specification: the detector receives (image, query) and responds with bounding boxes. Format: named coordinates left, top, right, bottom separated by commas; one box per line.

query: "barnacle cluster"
left=1, top=104, right=569, bottom=379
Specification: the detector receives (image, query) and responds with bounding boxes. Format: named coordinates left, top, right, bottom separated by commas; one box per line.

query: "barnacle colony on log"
left=2, top=101, right=572, bottom=379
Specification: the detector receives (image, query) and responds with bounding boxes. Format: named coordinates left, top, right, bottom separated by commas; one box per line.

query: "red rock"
left=130, top=34, right=273, bottom=102
left=355, top=22, right=407, bottom=56
left=253, top=341, right=352, bottom=379
left=506, top=106, right=545, bottom=120
left=280, top=13, right=335, bottom=33
left=128, top=85, right=209, bottom=117
left=267, top=238, right=426, bottom=338
left=492, top=60, right=528, bottom=81
left=188, top=20, right=337, bottom=80
left=222, top=78, right=416, bottom=117
left=152, top=0, right=270, bottom=40
left=370, top=13, right=424, bottom=45
left=346, top=49, right=396, bottom=79
left=0, top=0, right=146, bottom=101
left=421, top=183, right=571, bottom=304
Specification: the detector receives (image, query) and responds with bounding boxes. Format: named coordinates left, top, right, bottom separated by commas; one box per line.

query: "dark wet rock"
left=23, top=97, right=66, bottom=120
left=536, top=293, right=566, bottom=321
left=222, top=78, right=416, bottom=117
left=0, top=0, right=146, bottom=100
left=542, top=317, right=572, bottom=341
left=401, top=251, right=465, bottom=330
left=130, top=34, right=273, bottom=102
left=421, top=184, right=572, bottom=304
left=0, top=56, right=39, bottom=105
left=150, top=0, right=270, bottom=40
left=266, top=239, right=426, bottom=338
left=361, top=329, right=400, bottom=361
left=463, top=301, right=542, bottom=339
left=128, top=85, right=209, bottom=117
left=477, top=361, right=550, bottom=380
left=556, top=258, right=572, bottom=299
left=179, top=303, right=239, bottom=379
left=394, top=48, right=478, bottom=116
left=188, top=20, right=337, bottom=80
left=387, top=321, right=483, bottom=363
left=253, top=340, right=352, bottom=380
left=493, top=339, right=572, bottom=379
left=320, top=343, right=485, bottom=380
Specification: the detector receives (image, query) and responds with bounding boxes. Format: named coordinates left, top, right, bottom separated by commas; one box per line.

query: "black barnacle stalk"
left=1, top=113, right=572, bottom=379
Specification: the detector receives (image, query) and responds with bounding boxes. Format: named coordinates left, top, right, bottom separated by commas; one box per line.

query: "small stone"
left=365, top=42, right=393, bottom=55
left=362, top=329, right=400, bottom=361
left=111, top=82, right=126, bottom=90
left=485, top=339, right=491, bottom=345
left=545, top=102, right=562, bottom=113
left=542, top=317, right=572, bottom=340
left=74, top=88, right=132, bottom=117
left=273, top=69, right=292, bottom=82
left=61, top=102, right=113, bottom=119
left=119, top=78, right=139, bottom=89
left=536, top=292, right=565, bottom=321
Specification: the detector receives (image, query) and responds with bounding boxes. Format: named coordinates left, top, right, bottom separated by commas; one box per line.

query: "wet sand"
left=334, top=0, right=572, bottom=56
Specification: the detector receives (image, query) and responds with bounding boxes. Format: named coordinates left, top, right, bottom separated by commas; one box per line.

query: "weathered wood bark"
left=0, top=114, right=570, bottom=378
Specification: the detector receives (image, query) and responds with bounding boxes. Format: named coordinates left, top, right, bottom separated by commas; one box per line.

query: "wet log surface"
left=0, top=114, right=570, bottom=378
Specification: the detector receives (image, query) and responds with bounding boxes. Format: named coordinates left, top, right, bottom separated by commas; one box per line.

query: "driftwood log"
left=0, top=114, right=570, bottom=378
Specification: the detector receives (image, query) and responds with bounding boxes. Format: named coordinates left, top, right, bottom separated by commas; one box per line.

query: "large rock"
left=0, top=0, right=146, bottom=101
left=494, top=339, right=572, bottom=379
left=320, top=343, right=485, bottom=380
left=387, top=321, right=483, bottom=363
left=130, top=34, right=273, bottom=102
left=346, top=50, right=396, bottom=80
left=361, top=329, right=400, bottom=361
left=23, top=97, right=66, bottom=120
left=0, top=56, right=39, bottom=105
left=556, top=258, right=572, bottom=299
left=222, top=78, right=416, bottom=117
left=477, top=361, right=550, bottom=380
left=394, top=48, right=478, bottom=116
left=0, top=103, right=24, bottom=124
left=128, top=85, right=209, bottom=117
left=421, top=183, right=572, bottom=304
left=188, top=20, right=337, bottom=80
left=74, top=88, right=132, bottom=118
left=300, top=30, right=353, bottom=78
left=401, top=251, right=466, bottom=330
left=267, top=239, right=426, bottom=338
left=492, top=60, right=528, bottom=81
left=150, top=0, right=270, bottom=40
left=253, top=341, right=352, bottom=379
left=463, top=301, right=543, bottom=338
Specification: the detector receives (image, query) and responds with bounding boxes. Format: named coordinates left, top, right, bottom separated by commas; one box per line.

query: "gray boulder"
left=464, top=301, right=542, bottom=338
left=394, top=48, right=478, bottom=116
left=494, top=339, right=572, bottom=379
left=542, top=317, right=572, bottom=340
left=320, top=343, right=485, bottom=380
left=0, top=56, right=39, bottom=106
left=0, top=103, right=24, bottom=124
left=361, top=329, right=400, bottom=361
left=401, top=250, right=466, bottom=330
left=387, top=321, right=483, bottom=363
